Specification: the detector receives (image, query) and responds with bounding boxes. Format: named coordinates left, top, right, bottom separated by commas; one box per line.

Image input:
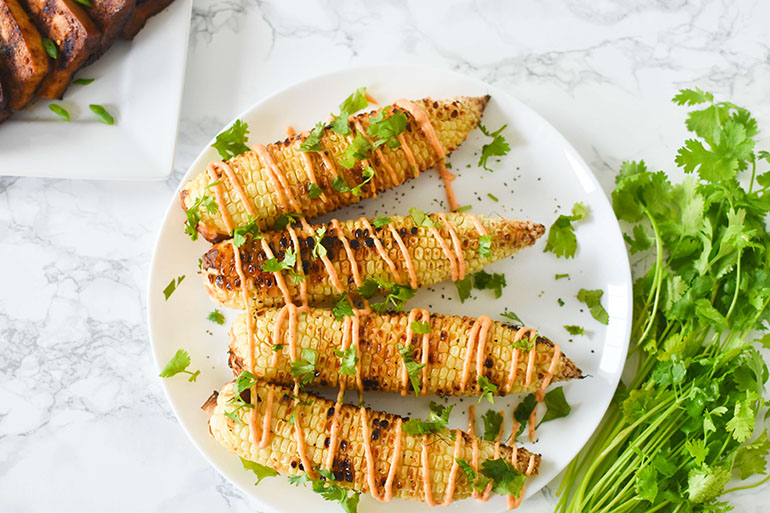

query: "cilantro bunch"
left=556, top=89, right=770, bottom=512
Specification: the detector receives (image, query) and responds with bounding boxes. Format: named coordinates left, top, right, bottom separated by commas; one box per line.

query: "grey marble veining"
left=1, top=0, right=769, bottom=511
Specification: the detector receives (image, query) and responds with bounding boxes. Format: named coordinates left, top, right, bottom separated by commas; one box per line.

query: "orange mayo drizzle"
left=508, top=454, right=537, bottom=510
left=285, top=225, right=308, bottom=309
left=353, top=118, right=399, bottom=187
left=441, top=428, right=464, bottom=506
left=397, top=132, right=418, bottom=177
left=206, top=164, right=234, bottom=234
left=287, top=125, right=329, bottom=204
left=331, top=219, right=363, bottom=288
left=358, top=217, right=402, bottom=284
left=350, top=310, right=363, bottom=392
left=360, top=407, right=385, bottom=501
left=365, top=93, right=378, bottom=105
left=428, top=224, right=459, bottom=281
left=212, top=160, right=257, bottom=218
left=393, top=99, right=459, bottom=211
left=382, top=418, right=403, bottom=502
left=345, top=131, right=378, bottom=198
left=436, top=212, right=466, bottom=280
left=504, top=327, right=538, bottom=393
left=253, top=144, right=301, bottom=213
left=524, top=344, right=537, bottom=387
left=421, top=437, right=437, bottom=506
left=467, top=213, right=489, bottom=236
left=388, top=224, right=417, bottom=289
left=325, top=315, right=352, bottom=470
left=541, top=344, right=562, bottom=390
left=459, top=317, right=491, bottom=392
left=467, top=406, right=481, bottom=500
left=260, top=239, right=292, bottom=305
left=507, top=413, right=524, bottom=510
left=299, top=218, right=345, bottom=293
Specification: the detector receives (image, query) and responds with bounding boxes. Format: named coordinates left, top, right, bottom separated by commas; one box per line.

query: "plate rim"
left=147, top=63, right=633, bottom=511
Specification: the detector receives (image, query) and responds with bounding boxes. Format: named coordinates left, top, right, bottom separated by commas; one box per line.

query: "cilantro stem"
left=748, top=158, right=756, bottom=194
left=636, top=209, right=663, bottom=348
left=722, top=471, right=770, bottom=494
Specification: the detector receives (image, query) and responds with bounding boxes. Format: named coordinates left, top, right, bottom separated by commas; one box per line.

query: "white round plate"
left=148, top=65, right=632, bottom=513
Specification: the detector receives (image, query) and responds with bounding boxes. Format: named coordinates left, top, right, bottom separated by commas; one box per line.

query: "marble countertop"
left=1, top=1, right=769, bottom=511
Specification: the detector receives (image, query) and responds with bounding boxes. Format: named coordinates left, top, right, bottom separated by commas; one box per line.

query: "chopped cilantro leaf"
left=478, top=124, right=511, bottom=172
left=455, top=274, right=473, bottom=303
left=500, top=311, right=524, bottom=325
left=366, top=108, right=408, bottom=148
left=290, top=348, right=317, bottom=387
left=211, top=119, right=250, bottom=160
left=543, top=202, right=589, bottom=258
left=513, top=394, right=537, bottom=437
left=307, top=182, right=324, bottom=199
left=159, top=349, right=199, bottom=382
left=312, top=227, right=328, bottom=258
left=403, top=401, right=452, bottom=434
left=334, top=346, right=359, bottom=376
left=339, top=133, right=372, bottom=169
left=410, top=320, right=431, bottom=335
left=482, top=409, right=503, bottom=441
left=272, top=213, right=302, bottom=231
left=480, top=458, right=526, bottom=498
left=408, top=207, right=438, bottom=228
left=232, top=216, right=263, bottom=247
left=163, top=275, right=185, bottom=300
left=457, top=459, right=491, bottom=493
left=397, top=343, right=425, bottom=398
left=208, top=309, right=225, bottom=325
left=240, top=457, right=279, bottom=485
left=477, top=375, right=498, bottom=404
left=299, top=121, right=325, bottom=152
left=564, top=325, right=584, bottom=335
left=332, top=293, right=354, bottom=320
left=577, top=288, right=609, bottom=325
left=332, top=166, right=374, bottom=196
left=474, top=270, right=507, bottom=298
left=478, top=234, right=493, bottom=259
left=538, top=386, right=571, bottom=425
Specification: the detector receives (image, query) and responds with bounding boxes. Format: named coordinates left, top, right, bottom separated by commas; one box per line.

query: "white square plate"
left=0, top=0, right=192, bottom=180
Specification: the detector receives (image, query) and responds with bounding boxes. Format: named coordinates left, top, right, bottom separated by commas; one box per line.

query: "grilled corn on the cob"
left=228, top=308, right=582, bottom=396
left=201, top=212, right=545, bottom=310
left=206, top=381, right=541, bottom=504
left=180, top=96, right=489, bottom=242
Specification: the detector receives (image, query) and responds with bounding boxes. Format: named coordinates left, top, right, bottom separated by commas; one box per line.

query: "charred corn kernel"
left=228, top=308, right=583, bottom=395
left=206, top=381, right=541, bottom=504
left=180, top=96, right=490, bottom=242
left=201, top=212, right=545, bottom=309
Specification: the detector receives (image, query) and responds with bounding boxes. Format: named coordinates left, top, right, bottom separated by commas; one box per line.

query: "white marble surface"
left=1, top=0, right=769, bottom=511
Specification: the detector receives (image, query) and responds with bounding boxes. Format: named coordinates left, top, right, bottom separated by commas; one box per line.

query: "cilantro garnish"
left=290, top=348, right=317, bottom=387
left=455, top=271, right=506, bottom=302
left=456, top=205, right=473, bottom=213
left=480, top=458, right=526, bottom=498
left=408, top=207, right=438, bottom=228
left=208, top=309, right=225, bottom=325
left=299, top=121, right=325, bottom=152
left=240, top=457, right=279, bottom=485
left=332, top=166, right=374, bottom=196
left=577, top=288, right=609, bottom=325
left=500, top=311, right=524, bottom=325
left=410, top=320, right=431, bottom=335
left=397, top=344, right=425, bottom=398
left=339, top=132, right=373, bottom=169
left=90, top=104, right=114, bottom=125
left=457, top=459, right=491, bottom=493
left=481, top=409, right=503, bottom=441
left=73, top=77, right=94, bottom=85
left=261, top=249, right=304, bottom=284
left=733, top=431, right=770, bottom=479
left=487, top=193, right=499, bottom=202
left=555, top=273, right=570, bottom=280
left=403, top=401, right=452, bottom=434
left=366, top=107, right=407, bottom=148
left=290, top=469, right=361, bottom=513
left=513, top=393, right=536, bottom=437
left=543, top=202, right=589, bottom=258
left=272, top=213, right=303, bottom=231
left=49, top=104, right=70, bottom=121
left=307, top=182, right=324, bottom=199
left=478, top=124, right=511, bottom=172
left=334, top=346, right=358, bottom=376
left=330, top=87, right=370, bottom=136
left=311, top=227, right=328, bottom=259
left=42, top=37, right=57, bottom=58
left=538, top=386, right=571, bottom=425
left=159, top=349, right=200, bottom=382
left=224, top=371, right=258, bottom=424
left=358, top=277, right=416, bottom=312
left=332, top=293, right=354, bottom=321
left=183, top=192, right=218, bottom=241
left=477, top=375, right=498, bottom=404
left=372, top=216, right=391, bottom=227
left=455, top=274, right=473, bottom=302
left=478, top=234, right=493, bottom=259
left=564, top=325, right=584, bottom=336
left=163, top=275, right=185, bottom=300
left=232, top=216, right=263, bottom=247
left=211, top=120, right=250, bottom=160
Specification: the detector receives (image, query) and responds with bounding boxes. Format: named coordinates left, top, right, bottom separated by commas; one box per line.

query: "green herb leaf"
left=481, top=409, right=503, bottom=441
left=456, top=205, right=473, bottom=213
left=299, top=121, right=325, bottom=152
left=332, top=166, right=374, bottom=196
left=290, top=348, right=317, bottom=387
left=332, top=293, right=354, bottom=321
left=477, top=376, right=498, bottom=404
left=367, top=108, right=407, bottom=148
left=372, top=216, right=391, bottom=227
left=555, top=273, right=570, bottom=280
left=307, top=182, right=324, bottom=199
left=473, top=270, right=507, bottom=298
left=183, top=192, right=218, bottom=241
left=410, top=320, right=431, bottom=335
left=334, top=346, right=359, bottom=376
left=500, top=311, right=524, bottom=325
left=211, top=120, right=250, bottom=160
left=455, top=274, right=473, bottom=303
left=734, top=430, right=770, bottom=479
left=339, top=132, right=372, bottom=169
left=577, top=288, right=609, bottom=325
left=513, top=393, right=537, bottom=437
left=73, top=77, right=94, bottom=85
left=272, top=213, right=302, bottom=231
left=478, top=124, right=511, bottom=172
left=89, top=104, right=114, bottom=125
left=478, top=234, right=493, bottom=259
left=330, top=87, right=370, bottom=135
left=457, top=459, right=491, bottom=493
left=564, top=325, right=584, bottom=335
left=208, top=309, right=225, bottom=325
left=397, top=343, right=426, bottom=399
left=49, top=104, right=70, bottom=121
left=163, top=275, right=185, bottom=300
left=408, top=207, right=438, bottom=228
left=240, top=457, right=279, bottom=485
left=544, top=202, right=589, bottom=258
left=312, top=227, right=328, bottom=259
left=159, top=349, right=199, bottom=382
left=480, top=458, right=526, bottom=498
left=539, top=386, right=571, bottom=424
left=403, top=401, right=452, bottom=434
left=487, top=193, right=499, bottom=202
left=232, top=216, right=263, bottom=247
left=42, top=38, right=57, bottom=59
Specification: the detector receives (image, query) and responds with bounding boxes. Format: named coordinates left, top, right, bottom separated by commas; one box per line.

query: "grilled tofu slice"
left=207, top=381, right=541, bottom=504
left=86, top=0, right=136, bottom=56
left=119, top=0, right=171, bottom=39
left=0, top=0, right=49, bottom=109
left=201, top=213, right=545, bottom=310
left=229, top=308, right=583, bottom=397
left=21, top=0, right=101, bottom=99
left=181, top=96, right=489, bottom=243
